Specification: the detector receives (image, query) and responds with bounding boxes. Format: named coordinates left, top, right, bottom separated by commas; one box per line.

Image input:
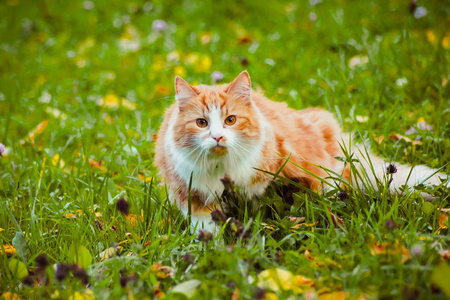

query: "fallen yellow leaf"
left=89, top=158, right=107, bottom=171
left=138, top=172, right=153, bottom=182
left=150, top=263, right=175, bottom=278
left=292, top=221, right=318, bottom=232
left=439, top=213, right=449, bottom=228
left=231, top=288, right=240, bottom=300
left=1, top=292, right=20, bottom=300
left=443, top=34, right=450, bottom=49
left=20, top=120, right=49, bottom=145
left=318, top=291, right=348, bottom=300
left=1, top=245, right=16, bottom=256
left=67, top=290, right=94, bottom=300
left=257, top=268, right=314, bottom=294
left=372, top=133, right=384, bottom=144
left=121, top=98, right=137, bottom=110
left=389, top=133, right=422, bottom=145
left=426, top=30, right=437, bottom=45
left=369, top=242, right=411, bottom=264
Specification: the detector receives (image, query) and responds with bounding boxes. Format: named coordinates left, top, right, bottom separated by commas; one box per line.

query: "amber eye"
left=196, top=118, right=208, bottom=128
left=224, top=115, right=236, bottom=125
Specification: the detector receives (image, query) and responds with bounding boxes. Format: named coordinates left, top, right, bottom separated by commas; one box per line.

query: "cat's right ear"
left=175, top=76, right=198, bottom=110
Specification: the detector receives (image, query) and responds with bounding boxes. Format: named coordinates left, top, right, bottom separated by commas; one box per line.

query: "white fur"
left=165, top=103, right=271, bottom=209
left=346, top=144, right=449, bottom=198
left=189, top=213, right=218, bottom=235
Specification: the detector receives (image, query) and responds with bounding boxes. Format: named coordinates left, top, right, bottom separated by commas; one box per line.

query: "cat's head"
left=172, top=71, right=261, bottom=159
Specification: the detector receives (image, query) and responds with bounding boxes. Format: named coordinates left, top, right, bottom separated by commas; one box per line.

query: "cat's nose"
left=212, top=136, right=223, bottom=143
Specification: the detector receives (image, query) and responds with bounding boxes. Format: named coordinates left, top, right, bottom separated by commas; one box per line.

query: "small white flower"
left=0, top=143, right=5, bottom=156
left=348, top=55, right=369, bottom=69
left=143, top=2, right=153, bottom=13
left=67, top=50, right=76, bottom=58
left=39, top=91, right=52, bottom=103
left=113, top=18, right=123, bottom=28
left=356, top=115, right=369, bottom=123
left=396, top=77, right=408, bottom=87
left=83, top=1, right=94, bottom=10
left=309, top=12, right=317, bottom=21
left=264, top=58, right=276, bottom=66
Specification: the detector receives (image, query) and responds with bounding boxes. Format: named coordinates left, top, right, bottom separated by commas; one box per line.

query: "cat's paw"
left=190, top=214, right=219, bottom=236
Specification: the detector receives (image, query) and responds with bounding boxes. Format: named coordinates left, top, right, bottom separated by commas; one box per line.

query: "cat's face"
left=172, top=71, right=261, bottom=161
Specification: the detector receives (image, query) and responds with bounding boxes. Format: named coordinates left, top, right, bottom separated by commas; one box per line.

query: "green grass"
left=1, top=0, right=450, bottom=299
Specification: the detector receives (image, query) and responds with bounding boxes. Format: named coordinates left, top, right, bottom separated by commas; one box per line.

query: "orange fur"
left=154, top=71, right=347, bottom=230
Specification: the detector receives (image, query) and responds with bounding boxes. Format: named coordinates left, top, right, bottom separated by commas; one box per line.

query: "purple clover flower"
left=211, top=71, right=224, bottom=83
left=414, top=7, right=427, bottom=19
left=0, top=143, right=5, bottom=156
left=152, top=20, right=167, bottom=32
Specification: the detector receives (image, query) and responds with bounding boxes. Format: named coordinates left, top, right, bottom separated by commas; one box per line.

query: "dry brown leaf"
left=292, top=221, right=318, bottom=232
left=329, top=211, right=345, bottom=228
left=238, top=35, right=253, bottom=45
left=89, top=158, right=107, bottom=171
left=305, top=249, right=315, bottom=261
left=289, top=216, right=306, bottom=223
left=389, top=134, right=422, bottom=145
left=372, top=133, right=384, bottom=144
left=439, top=249, right=450, bottom=260
left=231, top=288, right=240, bottom=300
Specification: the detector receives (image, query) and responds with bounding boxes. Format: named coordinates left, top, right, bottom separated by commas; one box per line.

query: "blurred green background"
left=0, top=0, right=450, bottom=297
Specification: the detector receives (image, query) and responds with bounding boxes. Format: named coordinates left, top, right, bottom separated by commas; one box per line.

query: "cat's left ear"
left=226, top=70, right=251, bottom=101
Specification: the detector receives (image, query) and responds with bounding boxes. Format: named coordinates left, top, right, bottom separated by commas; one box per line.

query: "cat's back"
left=251, top=91, right=341, bottom=157
left=251, top=92, right=295, bottom=121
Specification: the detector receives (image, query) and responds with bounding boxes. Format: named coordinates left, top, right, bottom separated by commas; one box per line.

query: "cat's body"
left=155, top=71, right=447, bottom=233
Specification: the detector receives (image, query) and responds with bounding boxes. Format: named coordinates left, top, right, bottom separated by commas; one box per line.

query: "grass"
left=1, top=0, right=450, bottom=299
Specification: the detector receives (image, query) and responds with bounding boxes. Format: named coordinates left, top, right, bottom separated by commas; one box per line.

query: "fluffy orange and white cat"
left=155, top=71, right=447, bottom=233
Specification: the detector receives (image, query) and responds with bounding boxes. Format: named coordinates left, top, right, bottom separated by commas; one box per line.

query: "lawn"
left=1, top=0, right=450, bottom=299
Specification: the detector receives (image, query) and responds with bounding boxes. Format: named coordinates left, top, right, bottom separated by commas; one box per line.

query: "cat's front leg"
left=175, top=188, right=220, bottom=236
left=187, top=208, right=219, bottom=236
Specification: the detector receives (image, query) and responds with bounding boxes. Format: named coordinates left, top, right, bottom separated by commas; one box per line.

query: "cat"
left=154, top=71, right=448, bottom=234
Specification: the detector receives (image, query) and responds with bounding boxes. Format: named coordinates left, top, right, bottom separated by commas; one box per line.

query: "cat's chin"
left=209, top=145, right=228, bottom=157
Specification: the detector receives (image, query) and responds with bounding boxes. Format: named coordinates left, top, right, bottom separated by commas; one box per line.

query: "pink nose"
left=212, top=136, right=223, bottom=143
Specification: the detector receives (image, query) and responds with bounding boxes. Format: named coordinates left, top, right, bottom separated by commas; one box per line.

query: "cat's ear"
left=175, top=76, right=198, bottom=110
left=226, top=70, right=251, bottom=101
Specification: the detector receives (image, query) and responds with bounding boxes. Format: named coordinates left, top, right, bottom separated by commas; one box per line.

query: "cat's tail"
left=340, top=138, right=449, bottom=198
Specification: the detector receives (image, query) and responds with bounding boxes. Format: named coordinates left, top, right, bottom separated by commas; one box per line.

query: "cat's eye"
left=196, top=118, right=208, bottom=128
left=224, top=115, right=236, bottom=125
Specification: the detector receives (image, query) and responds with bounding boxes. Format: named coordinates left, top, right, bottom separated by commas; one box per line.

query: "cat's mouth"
left=210, top=145, right=228, bottom=156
